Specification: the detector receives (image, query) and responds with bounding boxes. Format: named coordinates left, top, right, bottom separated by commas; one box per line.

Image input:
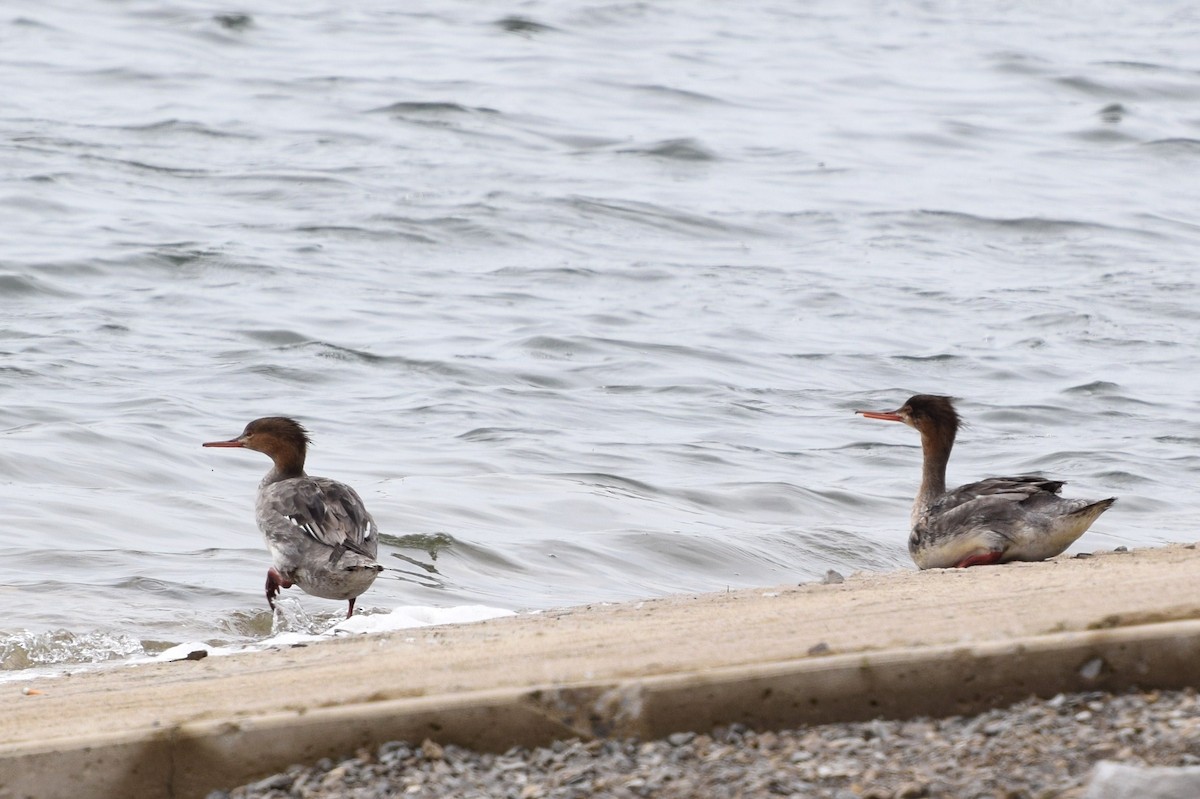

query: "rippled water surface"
left=2, top=0, right=1199, bottom=668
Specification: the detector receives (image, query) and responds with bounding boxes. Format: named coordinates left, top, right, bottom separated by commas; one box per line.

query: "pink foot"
left=266, top=568, right=293, bottom=610
left=346, top=598, right=356, bottom=619
left=954, top=551, right=1004, bottom=568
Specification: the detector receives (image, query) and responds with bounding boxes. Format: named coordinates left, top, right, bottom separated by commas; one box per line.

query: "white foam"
left=152, top=641, right=213, bottom=662
left=330, top=604, right=516, bottom=635
left=148, top=604, right=516, bottom=661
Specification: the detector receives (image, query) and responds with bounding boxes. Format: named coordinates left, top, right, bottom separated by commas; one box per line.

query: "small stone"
left=421, top=739, right=444, bottom=760
left=1114, top=545, right=1128, bottom=552
left=248, top=773, right=292, bottom=792
left=320, top=764, right=350, bottom=787
left=668, top=732, right=696, bottom=747
left=723, top=723, right=749, bottom=742
left=808, top=642, right=832, bottom=656
left=822, top=570, right=845, bottom=584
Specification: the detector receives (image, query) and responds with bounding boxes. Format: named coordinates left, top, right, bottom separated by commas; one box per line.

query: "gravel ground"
left=213, top=688, right=1200, bottom=799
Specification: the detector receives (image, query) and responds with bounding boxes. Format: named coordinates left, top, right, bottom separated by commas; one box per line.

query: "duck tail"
left=1071, top=497, right=1116, bottom=519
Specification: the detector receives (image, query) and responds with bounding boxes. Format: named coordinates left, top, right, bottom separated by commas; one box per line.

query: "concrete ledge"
left=3, top=546, right=1198, bottom=798
left=4, top=617, right=1199, bottom=799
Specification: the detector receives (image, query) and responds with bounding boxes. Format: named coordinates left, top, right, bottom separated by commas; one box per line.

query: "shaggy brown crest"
left=203, top=416, right=313, bottom=479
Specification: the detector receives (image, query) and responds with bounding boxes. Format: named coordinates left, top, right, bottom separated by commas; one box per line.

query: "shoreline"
left=3, top=544, right=1199, bottom=799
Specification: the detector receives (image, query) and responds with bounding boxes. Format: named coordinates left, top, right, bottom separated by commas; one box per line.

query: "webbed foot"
left=266, top=567, right=293, bottom=610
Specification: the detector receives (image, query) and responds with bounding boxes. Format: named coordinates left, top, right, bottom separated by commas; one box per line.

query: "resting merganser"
left=203, top=417, right=383, bottom=617
left=856, top=395, right=1116, bottom=569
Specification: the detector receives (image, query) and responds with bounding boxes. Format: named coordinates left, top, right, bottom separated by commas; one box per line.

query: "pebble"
left=215, top=688, right=1200, bottom=799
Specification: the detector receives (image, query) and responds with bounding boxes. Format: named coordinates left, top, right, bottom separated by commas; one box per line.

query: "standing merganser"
left=856, top=395, right=1116, bottom=569
left=203, top=417, right=383, bottom=618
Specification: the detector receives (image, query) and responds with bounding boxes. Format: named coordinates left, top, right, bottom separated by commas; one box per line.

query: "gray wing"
left=263, top=476, right=378, bottom=559
left=924, top=476, right=1064, bottom=541
left=931, top=476, right=1063, bottom=516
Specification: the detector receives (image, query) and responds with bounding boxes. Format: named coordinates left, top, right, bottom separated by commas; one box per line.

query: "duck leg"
left=954, top=551, right=1004, bottom=568
left=266, top=567, right=293, bottom=609
left=346, top=597, right=357, bottom=619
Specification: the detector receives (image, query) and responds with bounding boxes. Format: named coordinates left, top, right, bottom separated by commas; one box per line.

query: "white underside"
left=912, top=512, right=1101, bottom=570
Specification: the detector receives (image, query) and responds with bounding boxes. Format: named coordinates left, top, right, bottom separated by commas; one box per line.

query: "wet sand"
left=3, top=545, right=1199, bottom=799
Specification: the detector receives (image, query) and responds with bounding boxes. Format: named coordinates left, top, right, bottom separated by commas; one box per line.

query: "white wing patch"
left=287, top=515, right=323, bottom=541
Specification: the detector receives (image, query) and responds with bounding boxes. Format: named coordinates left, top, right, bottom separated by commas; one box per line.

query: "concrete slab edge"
left=3, top=618, right=1199, bottom=799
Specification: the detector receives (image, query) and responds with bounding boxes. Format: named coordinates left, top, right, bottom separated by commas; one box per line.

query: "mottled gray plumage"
left=858, top=395, right=1116, bottom=569
left=205, top=417, right=383, bottom=617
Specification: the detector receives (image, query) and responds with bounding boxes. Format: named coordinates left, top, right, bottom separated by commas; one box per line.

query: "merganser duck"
left=856, top=395, right=1115, bottom=569
left=203, top=417, right=382, bottom=617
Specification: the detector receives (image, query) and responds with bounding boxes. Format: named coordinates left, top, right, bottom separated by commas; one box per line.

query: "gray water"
left=2, top=0, right=1198, bottom=669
